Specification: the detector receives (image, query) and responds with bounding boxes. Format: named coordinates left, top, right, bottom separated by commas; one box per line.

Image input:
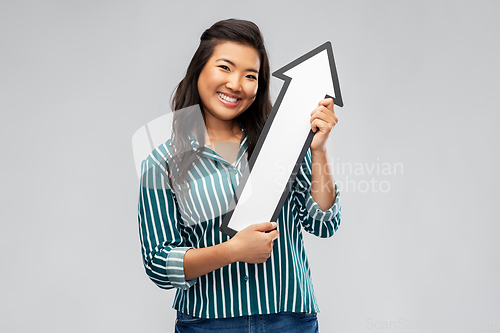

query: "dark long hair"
left=168, top=19, right=272, bottom=194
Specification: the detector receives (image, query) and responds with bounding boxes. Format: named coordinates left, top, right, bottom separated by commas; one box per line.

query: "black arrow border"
left=220, top=41, right=343, bottom=237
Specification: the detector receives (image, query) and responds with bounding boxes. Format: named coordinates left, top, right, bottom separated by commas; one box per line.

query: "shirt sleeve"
left=137, top=157, right=197, bottom=290
left=292, top=149, right=342, bottom=238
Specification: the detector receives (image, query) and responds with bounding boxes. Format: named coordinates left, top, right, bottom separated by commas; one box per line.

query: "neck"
left=204, top=113, right=242, bottom=142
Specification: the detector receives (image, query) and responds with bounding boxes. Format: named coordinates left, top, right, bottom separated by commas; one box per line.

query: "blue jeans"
left=174, top=311, right=319, bottom=333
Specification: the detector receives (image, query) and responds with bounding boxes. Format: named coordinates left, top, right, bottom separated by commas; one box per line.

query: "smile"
left=217, top=92, right=240, bottom=105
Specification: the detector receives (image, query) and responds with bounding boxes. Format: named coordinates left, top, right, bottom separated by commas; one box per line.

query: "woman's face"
left=197, top=41, right=260, bottom=125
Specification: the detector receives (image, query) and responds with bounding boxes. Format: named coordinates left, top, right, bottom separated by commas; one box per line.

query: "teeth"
left=218, top=92, right=238, bottom=103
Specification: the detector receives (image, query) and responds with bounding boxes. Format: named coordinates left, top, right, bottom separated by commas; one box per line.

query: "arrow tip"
left=273, top=41, right=344, bottom=107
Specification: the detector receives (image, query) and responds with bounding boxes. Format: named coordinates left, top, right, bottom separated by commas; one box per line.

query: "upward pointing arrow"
left=221, top=41, right=343, bottom=237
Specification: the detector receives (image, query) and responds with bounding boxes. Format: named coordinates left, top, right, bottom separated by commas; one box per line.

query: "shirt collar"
left=185, top=132, right=248, bottom=168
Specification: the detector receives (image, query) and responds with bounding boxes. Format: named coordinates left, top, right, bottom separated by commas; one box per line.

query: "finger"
left=310, top=105, right=334, bottom=118
left=310, top=105, right=323, bottom=116
left=316, top=114, right=338, bottom=126
left=311, top=119, right=333, bottom=134
left=310, top=109, right=337, bottom=126
left=311, top=116, right=328, bottom=132
left=269, top=230, right=279, bottom=241
left=318, top=98, right=334, bottom=110
left=310, top=111, right=333, bottom=124
left=251, top=221, right=277, bottom=232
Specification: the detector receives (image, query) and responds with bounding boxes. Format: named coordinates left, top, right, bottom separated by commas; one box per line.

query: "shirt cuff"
left=165, top=247, right=197, bottom=290
left=304, top=183, right=341, bottom=221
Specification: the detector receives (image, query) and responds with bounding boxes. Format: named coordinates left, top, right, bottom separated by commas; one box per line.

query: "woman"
left=138, top=18, right=341, bottom=332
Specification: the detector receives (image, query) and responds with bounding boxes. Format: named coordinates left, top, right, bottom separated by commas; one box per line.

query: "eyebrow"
left=216, top=58, right=259, bottom=74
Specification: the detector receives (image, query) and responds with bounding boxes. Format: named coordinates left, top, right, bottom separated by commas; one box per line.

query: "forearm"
left=183, top=222, right=278, bottom=280
left=310, top=148, right=336, bottom=211
left=183, top=241, right=235, bottom=281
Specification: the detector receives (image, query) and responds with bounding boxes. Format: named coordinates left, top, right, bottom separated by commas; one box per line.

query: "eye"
left=246, top=74, right=257, bottom=80
left=218, top=65, right=230, bottom=71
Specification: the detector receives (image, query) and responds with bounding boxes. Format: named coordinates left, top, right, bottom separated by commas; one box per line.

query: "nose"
left=225, top=74, right=242, bottom=92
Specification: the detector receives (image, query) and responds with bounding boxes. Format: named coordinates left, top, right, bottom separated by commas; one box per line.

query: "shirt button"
left=244, top=275, right=249, bottom=282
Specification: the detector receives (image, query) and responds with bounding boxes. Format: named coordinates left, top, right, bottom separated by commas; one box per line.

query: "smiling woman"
left=137, top=18, right=341, bottom=333
left=197, top=41, right=260, bottom=141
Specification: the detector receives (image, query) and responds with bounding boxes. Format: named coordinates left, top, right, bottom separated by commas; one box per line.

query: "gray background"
left=1, top=0, right=499, bottom=332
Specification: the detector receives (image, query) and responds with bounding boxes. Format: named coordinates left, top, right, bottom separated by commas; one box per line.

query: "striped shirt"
left=137, top=133, right=341, bottom=318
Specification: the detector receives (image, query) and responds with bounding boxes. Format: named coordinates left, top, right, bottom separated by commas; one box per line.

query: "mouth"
left=217, top=92, right=241, bottom=106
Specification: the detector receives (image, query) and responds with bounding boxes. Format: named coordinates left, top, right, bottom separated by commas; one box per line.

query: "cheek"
left=198, top=69, right=219, bottom=92
left=246, top=84, right=258, bottom=101
left=197, top=76, right=206, bottom=98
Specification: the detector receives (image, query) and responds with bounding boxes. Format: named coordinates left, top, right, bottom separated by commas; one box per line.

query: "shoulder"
left=142, top=139, right=175, bottom=175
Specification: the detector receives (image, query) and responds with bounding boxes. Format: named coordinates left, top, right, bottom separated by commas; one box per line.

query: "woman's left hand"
left=310, top=98, right=338, bottom=152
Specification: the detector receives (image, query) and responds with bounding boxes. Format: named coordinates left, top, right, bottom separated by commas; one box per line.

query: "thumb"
left=251, top=222, right=277, bottom=232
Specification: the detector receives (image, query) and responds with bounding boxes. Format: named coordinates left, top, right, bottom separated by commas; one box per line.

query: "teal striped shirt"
left=137, top=133, right=341, bottom=318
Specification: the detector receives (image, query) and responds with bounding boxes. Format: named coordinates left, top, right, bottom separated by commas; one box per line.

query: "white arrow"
left=221, top=41, right=343, bottom=237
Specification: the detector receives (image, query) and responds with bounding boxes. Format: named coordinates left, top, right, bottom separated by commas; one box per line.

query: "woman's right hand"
left=227, top=222, right=279, bottom=264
